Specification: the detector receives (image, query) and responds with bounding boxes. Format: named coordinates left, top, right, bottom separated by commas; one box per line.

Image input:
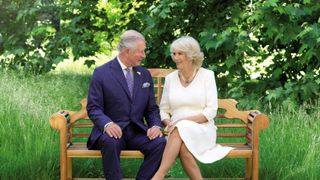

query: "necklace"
left=179, top=68, right=198, bottom=84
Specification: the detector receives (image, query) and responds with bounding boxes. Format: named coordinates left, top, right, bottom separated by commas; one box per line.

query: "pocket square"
left=142, top=82, right=150, bottom=88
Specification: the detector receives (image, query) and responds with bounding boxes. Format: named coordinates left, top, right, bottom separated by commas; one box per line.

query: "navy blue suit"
left=87, top=58, right=166, bottom=180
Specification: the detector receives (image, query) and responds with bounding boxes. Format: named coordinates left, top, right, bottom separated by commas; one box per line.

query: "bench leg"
left=245, top=158, right=252, bottom=180
left=60, top=154, right=67, bottom=180
left=67, top=157, right=72, bottom=180
left=252, top=151, right=259, bottom=180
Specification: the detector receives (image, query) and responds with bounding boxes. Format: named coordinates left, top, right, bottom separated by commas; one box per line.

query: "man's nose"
left=141, top=52, right=146, bottom=59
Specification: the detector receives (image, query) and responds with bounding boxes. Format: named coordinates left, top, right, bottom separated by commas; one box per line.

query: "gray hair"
left=170, top=36, right=204, bottom=68
left=118, top=30, right=145, bottom=51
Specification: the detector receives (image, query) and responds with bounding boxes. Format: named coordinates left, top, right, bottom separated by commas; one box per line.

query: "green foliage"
left=121, top=0, right=320, bottom=103
left=0, top=0, right=112, bottom=74
left=1, top=0, right=319, bottom=103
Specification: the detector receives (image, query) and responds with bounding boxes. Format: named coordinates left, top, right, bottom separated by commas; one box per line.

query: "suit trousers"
left=96, top=123, right=166, bottom=180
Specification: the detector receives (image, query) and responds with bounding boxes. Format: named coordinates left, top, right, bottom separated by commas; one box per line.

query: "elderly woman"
left=152, top=36, right=233, bottom=180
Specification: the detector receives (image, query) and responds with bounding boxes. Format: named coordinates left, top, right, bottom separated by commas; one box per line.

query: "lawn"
left=0, top=59, right=319, bottom=180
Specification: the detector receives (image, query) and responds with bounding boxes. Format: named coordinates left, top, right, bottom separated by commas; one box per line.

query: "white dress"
left=160, top=68, right=234, bottom=164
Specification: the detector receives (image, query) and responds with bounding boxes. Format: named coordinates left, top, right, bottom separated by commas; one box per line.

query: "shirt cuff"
left=152, top=125, right=162, bottom=129
left=104, top=122, right=114, bottom=132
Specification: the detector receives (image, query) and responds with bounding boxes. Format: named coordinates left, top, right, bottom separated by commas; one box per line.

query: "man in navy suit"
left=87, top=30, right=166, bottom=180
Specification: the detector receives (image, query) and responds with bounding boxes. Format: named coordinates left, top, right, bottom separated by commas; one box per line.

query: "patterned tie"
left=125, top=68, right=134, bottom=97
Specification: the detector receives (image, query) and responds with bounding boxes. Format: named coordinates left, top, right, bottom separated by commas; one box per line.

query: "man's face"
left=127, top=39, right=146, bottom=67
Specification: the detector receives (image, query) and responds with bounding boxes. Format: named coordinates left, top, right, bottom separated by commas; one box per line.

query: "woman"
left=152, top=36, right=233, bottom=180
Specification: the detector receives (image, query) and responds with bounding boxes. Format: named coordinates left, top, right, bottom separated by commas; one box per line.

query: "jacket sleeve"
left=143, top=70, right=162, bottom=128
left=87, top=69, right=112, bottom=131
left=159, top=76, right=171, bottom=121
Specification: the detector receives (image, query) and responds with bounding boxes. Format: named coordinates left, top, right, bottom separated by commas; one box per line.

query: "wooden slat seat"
left=67, top=143, right=252, bottom=158
left=49, top=68, right=269, bottom=180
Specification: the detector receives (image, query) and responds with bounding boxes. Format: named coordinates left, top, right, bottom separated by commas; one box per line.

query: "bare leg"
left=152, top=129, right=182, bottom=180
left=179, top=143, right=203, bottom=180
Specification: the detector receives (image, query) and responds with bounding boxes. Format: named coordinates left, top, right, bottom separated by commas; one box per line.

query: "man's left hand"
left=147, top=126, right=163, bottom=140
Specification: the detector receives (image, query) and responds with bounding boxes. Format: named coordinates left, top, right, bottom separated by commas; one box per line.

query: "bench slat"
left=216, top=124, right=247, bottom=128
left=69, top=142, right=250, bottom=148
left=73, top=123, right=94, bottom=128
left=73, top=123, right=248, bottom=128
left=217, top=133, right=246, bottom=137
left=67, top=149, right=144, bottom=158
left=67, top=149, right=252, bottom=158
left=67, top=143, right=251, bottom=158
left=72, top=133, right=90, bottom=138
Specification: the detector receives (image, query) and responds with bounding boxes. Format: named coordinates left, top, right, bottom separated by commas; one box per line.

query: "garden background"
left=0, top=0, right=319, bottom=179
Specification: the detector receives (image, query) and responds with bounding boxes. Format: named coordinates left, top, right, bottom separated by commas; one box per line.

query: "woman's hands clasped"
left=163, top=119, right=181, bottom=135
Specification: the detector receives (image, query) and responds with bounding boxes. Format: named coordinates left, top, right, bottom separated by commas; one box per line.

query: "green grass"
left=0, top=60, right=319, bottom=179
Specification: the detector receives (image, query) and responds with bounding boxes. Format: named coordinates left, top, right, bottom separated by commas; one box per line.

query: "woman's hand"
left=165, top=120, right=181, bottom=134
left=177, top=114, right=208, bottom=124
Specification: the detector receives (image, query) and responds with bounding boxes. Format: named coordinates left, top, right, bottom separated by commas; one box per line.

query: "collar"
left=117, top=56, right=132, bottom=71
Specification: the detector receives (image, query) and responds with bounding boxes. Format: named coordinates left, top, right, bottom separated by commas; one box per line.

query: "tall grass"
left=0, top=59, right=319, bottom=179
left=0, top=69, right=91, bottom=179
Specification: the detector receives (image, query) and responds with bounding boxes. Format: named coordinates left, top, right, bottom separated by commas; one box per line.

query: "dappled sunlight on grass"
left=53, top=52, right=117, bottom=75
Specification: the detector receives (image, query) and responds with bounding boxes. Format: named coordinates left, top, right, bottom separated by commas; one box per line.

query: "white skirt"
left=173, top=120, right=234, bottom=164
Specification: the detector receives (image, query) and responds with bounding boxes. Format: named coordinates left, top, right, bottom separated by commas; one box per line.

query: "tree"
left=1, top=0, right=319, bottom=103
left=122, top=0, right=320, bottom=103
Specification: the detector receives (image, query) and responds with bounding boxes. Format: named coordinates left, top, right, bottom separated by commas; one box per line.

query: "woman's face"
left=171, top=50, right=190, bottom=70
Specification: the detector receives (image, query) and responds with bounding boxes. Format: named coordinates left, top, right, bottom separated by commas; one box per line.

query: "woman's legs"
left=179, top=143, right=203, bottom=180
left=152, top=129, right=182, bottom=180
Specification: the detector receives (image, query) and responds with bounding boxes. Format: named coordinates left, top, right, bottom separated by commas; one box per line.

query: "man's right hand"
left=104, top=122, right=122, bottom=139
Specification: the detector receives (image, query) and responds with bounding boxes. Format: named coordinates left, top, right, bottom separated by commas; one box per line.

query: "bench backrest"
left=65, top=68, right=267, bottom=147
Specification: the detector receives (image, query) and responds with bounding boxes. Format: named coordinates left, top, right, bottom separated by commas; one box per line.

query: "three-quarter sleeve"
left=159, top=76, right=171, bottom=121
left=201, top=71, right=218, bottom=123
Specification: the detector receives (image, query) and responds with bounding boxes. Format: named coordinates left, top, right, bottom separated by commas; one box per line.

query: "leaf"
left=303, top=0, right=311, bottom=4
left=53, top=56, right=65, bottom=65
left=264, top=0, right=279, bottom=7
left=205, top=40, right=218, bottom=51
left=84, top=59, right=96, bottom=68
left=302, top=81, right=318, bottom=99
left=225, top=56, right=237, bottom=68
left=13, top=48, right=25, bottom=56
left=272, top=68, right=282, bottom=79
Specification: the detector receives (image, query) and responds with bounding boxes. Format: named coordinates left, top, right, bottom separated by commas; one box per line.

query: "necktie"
left=125, top=68, right=134, bottom=97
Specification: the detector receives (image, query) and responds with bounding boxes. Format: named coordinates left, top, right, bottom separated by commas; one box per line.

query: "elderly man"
left=87, top=30, right=166, bottom=180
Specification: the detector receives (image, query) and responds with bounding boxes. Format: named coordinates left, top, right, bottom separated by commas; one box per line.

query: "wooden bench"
left=49, top=68, right=270, bottom=180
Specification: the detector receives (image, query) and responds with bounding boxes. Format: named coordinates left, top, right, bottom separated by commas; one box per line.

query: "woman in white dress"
left=152, top=36, right=233, bottom=180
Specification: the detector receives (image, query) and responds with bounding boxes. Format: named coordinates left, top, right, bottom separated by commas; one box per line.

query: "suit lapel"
left=109, top=59, right=132, bottom=100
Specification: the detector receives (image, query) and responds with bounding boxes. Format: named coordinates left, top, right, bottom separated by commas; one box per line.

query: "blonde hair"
left=170, top=36, right=204, bottom=68
left=118, top=30, right=145, bottom=51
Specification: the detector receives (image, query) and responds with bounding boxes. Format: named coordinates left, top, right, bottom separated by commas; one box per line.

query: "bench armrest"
left=249, top=112, right=270, bottom=151
left=49, top=111, right=70, bottom=130
left=250, top=112, right=270, bottom=130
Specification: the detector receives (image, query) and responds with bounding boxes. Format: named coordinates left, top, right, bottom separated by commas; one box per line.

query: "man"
left=87, top=30, right=166, bottom=180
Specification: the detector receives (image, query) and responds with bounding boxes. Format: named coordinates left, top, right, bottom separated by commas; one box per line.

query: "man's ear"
left=124, top=48, right=130, bottom=55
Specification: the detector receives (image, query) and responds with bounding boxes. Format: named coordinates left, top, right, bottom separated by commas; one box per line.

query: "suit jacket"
left=86, top=58, right=161, bottom=149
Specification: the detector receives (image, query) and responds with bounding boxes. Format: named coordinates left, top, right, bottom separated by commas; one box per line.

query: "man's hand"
left=147, top=126, right=163, bottom=140
left=104, top=122, right=122, bottom=139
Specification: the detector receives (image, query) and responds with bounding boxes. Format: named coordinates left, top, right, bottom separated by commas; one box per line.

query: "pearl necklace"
left=179, top=68, right=198, bottom=84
